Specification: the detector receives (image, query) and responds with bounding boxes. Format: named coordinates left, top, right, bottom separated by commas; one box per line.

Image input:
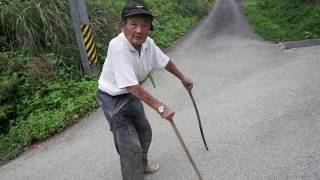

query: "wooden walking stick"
left=170, top=120, right=203, bottom=180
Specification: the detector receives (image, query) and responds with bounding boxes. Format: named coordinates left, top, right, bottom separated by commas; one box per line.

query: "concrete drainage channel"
left=279, top=39, right=320, bottom=49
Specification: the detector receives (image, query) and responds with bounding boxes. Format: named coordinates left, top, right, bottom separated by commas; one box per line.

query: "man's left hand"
left=182, top=77, right=193, bottom=91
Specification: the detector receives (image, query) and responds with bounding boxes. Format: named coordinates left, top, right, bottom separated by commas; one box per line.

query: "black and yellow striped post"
left=81, top=24, right=98, bottom=68
left=69, top=0, right=98, bottom=74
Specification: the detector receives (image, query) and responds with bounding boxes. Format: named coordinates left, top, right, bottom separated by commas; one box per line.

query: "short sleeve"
left=111, top=49, right=139, bottom=89
left=150, top=40, right=170, bottom=69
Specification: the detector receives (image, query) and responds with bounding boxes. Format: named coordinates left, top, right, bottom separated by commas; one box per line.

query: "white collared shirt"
left=98, top=32, right=169, bottom=96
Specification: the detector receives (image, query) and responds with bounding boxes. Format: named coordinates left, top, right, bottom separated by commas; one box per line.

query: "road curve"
left=1, top=0, right=319, bottom=179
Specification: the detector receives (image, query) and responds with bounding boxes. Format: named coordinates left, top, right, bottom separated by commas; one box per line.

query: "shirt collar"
left=120, top=32, right=148, bottom=53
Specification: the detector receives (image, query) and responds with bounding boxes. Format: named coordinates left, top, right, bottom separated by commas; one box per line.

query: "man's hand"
left=182, top=77, right=193, bottom=91
left=160, top=106, right=175, bottom=121
left=165, top=60, right=193, bottom=92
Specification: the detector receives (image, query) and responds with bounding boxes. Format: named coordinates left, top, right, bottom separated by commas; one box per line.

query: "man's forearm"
left=127, top=85, right=162, bottom=111
left=165, top=60, right=185, bottom=81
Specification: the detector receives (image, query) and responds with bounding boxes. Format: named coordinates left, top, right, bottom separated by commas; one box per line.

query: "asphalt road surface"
left=1, top=0, right=319, bottom=179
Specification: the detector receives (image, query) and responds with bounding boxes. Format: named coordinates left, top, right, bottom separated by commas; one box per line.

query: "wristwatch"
left=157, top=105, right=165, bottom=114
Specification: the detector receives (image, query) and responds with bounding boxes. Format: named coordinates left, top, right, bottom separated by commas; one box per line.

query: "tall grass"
left=0, top=0, right=74, bottom=55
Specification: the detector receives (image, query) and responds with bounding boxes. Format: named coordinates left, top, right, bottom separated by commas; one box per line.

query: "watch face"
left=158, top=105, right=164, bottom=113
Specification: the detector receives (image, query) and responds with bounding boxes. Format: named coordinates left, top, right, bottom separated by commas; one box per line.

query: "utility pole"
left=68, top=0, right=98, bottom=74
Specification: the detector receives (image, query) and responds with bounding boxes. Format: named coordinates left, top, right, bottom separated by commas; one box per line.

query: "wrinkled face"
left=122, top=15, right=152, bottom=49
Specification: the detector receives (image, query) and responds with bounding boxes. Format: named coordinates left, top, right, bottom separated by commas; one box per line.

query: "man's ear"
left=120, top=21, right=125, bottom=31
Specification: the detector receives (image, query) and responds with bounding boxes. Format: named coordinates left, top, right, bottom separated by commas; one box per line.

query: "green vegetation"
left=0, top=0, right=213, bottom=165
left=243, top=0, right=320, bottom=42
left=147, top=0, right=210, bottom=47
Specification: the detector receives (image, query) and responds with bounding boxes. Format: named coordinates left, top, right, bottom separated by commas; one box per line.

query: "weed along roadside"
left=0, top=0, right=214, bottom=166
left=243, top=0, right=320, bottom=42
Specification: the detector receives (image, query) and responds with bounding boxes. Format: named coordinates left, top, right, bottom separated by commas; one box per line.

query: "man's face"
left=122, top=15, right=152, bottom=49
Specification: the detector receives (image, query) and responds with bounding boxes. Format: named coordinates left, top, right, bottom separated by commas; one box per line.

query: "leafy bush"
left=176, top=0, right=209, bottom=17
left=0, top=51, right=29, bottom=134
left=0, top=76, right=98, bottom=164
left=244, top=0, right=320, bottom=41
left=151, top=15, right=198, bottom=48
left=145, top=0, right=212, bottom=48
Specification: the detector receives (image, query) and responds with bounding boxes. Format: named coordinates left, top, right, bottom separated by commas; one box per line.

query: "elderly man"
left=96, top=3, right=193, bottom=180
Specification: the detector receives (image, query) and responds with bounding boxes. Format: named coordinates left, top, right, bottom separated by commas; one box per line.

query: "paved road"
left=1, top=0, right=320, bottom=179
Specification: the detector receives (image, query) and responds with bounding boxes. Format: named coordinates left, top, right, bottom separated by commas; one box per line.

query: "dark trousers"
left=96, top=90, right=152, bottom=180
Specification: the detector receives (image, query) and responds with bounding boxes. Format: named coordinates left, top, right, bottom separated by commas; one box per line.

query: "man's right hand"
left=127, top=85, right=175, bottom=121
left=161, top=106, right=175, bottom=121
